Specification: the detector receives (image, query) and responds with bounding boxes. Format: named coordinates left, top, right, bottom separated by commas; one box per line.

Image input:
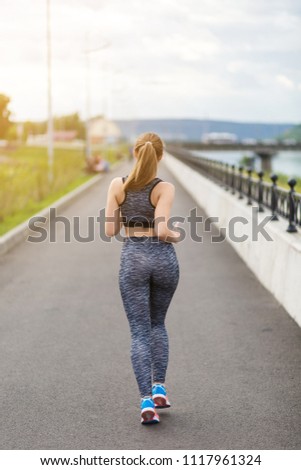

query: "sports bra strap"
left=150, top=177, right=162, bottom=187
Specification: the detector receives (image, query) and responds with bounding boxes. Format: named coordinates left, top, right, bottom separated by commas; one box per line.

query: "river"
left=190, top=150, right=301, bottom=178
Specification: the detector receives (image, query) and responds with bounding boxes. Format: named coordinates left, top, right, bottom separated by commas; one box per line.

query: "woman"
left=105, top=132, right=180, bottom=425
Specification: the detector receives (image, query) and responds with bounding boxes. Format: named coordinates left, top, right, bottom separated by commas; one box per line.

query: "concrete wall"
left=164, top=152, right=301, bottom=328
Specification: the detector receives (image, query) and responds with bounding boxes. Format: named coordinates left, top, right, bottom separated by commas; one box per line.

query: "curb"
left=0, top=166, right=112, bottom=257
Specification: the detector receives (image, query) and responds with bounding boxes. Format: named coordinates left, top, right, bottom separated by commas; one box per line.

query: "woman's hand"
left=164, top=221, right=182, bottom=243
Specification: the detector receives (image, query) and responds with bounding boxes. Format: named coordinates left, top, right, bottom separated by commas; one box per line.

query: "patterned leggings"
left=119, top=236, right=180, bottom=398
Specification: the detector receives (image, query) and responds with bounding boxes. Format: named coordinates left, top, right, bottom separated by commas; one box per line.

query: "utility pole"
left=85, top=33, right=91, bottom=164
left=47, top=0, right=54, bottom=183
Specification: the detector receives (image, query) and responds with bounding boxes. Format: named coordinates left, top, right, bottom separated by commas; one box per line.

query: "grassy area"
left=0, top=173, right=93, bottom=235
left=0, top=143, right=129, bottom=236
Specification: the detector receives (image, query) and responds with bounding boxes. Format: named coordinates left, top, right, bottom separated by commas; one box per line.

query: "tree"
left=22, top=120, right=47, bottom=142
left=0, top=94, right=12, bottom=139
left=280, top=124, right=301, bottom=143
left=53, top=112, right=85, bottom=138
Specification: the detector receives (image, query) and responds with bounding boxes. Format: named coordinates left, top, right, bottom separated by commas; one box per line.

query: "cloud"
left=276, top=74, right=295, bottom=89
left=0, top=0, right=300, bottom=122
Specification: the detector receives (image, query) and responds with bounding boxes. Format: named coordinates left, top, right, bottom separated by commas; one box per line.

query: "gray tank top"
left=119, top=175, right=163, bottom=227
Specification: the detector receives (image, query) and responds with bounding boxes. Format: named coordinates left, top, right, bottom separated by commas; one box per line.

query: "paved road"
left=0, top=159, right=301, bottom=450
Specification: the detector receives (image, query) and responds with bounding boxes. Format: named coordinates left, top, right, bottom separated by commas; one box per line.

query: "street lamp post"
left=46, top=0, right=53, bottom=184
left=85, top=38, right=91, bottom=164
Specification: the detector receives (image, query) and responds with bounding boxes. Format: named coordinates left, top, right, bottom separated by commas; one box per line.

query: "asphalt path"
left=0, top=159, right=300, bottom=450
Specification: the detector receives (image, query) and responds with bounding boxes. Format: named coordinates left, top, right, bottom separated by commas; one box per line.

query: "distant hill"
left=280, top=124, right=301, bottom=142
left=114, top=118, right=297, bottom=142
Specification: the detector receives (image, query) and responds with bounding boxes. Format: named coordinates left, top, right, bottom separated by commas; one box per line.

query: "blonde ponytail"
left=123, top=132, right=164, bottom=191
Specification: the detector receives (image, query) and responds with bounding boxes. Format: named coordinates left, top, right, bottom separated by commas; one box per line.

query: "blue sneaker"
left=152, top=383, right=171, bottom=408
left=140, top=396, right=160, bottom=424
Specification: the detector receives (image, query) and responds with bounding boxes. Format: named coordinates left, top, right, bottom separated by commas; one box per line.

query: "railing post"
left=247, top=166, right=252, bottom=205
left=270, top=174, right=279, bottom=221
left=219, top=161, right=224, bottom=185
left=214, top=160, right=219, bottom=182
left=213, top=160, right=217, bottom=180
left=231, top=164, right=235, bottom=194
left=257, top=170, right=264, bottom=212
left=287, top=178, right=298, bottom=233
left=238, top=166, right=243, bottom=199
left=225, top=163, right=229, bottom=190
left=207, top=158, right=210, bottom=177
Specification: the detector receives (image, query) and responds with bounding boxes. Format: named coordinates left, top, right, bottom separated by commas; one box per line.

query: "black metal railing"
left=166, top=145, right=301, bottom=233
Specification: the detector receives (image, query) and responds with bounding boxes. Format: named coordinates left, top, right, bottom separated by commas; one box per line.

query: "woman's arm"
left=105, top=177, right=123, bottom=237
left=154, top=182, right=181, bottom=243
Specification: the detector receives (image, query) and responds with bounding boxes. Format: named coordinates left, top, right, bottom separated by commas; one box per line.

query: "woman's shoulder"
left=156, top=180, right=175, bottom=191
left=110, top=176, right=124, bottom=186
left=153, top=181, right=175, bottom=202
left=107, top=177, right=124, bottom=197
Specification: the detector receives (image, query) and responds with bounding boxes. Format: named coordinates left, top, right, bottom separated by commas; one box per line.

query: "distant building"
left=26, top=116, right=123, bottom=147
left=282, top=138, right=297, bottom=146
left=241, top=138, right=257, bottom=145
left=26, top=134, right=48, bottom=145
left=53, top=130, right=77, bottom=141
left=261, top=138, right=277, bottom=145
left=89, top=116, right=122, bottom=144
left=27, top=130, right=77, bottom=145
left=201, top=132, right=238, bottom=144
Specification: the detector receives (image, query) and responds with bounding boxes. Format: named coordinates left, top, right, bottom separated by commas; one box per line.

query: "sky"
left=1, top=0, right=301, bottom=123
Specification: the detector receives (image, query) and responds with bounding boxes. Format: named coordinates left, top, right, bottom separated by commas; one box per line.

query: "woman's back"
left=119, top=175, right=163, bottom=228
